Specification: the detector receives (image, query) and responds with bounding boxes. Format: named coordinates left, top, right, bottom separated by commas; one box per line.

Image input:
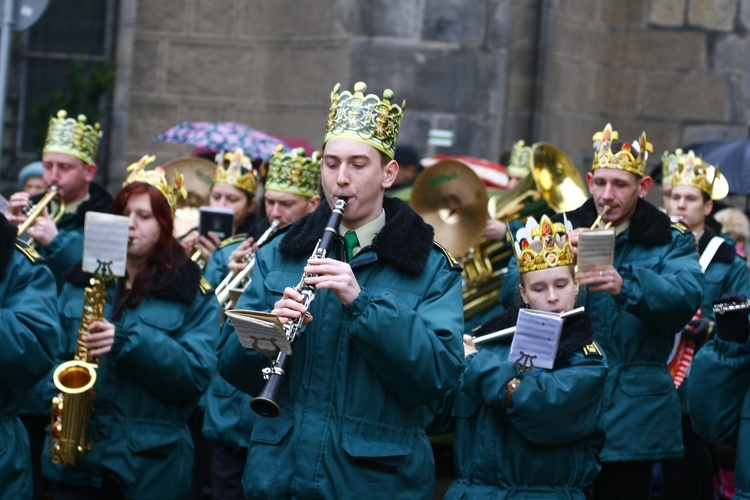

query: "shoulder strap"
left=699, top=236, right=725, bottom=273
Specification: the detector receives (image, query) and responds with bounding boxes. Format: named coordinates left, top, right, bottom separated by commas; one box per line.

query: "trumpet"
left=191, top=249, right=206, bottom=270
left=216, top=219, right=281, bottom=310
left=590, top=205, right=613, bottom=230
left=250, top=199, right=347, bottom=418
left=17, top=186, right=65, bottom=244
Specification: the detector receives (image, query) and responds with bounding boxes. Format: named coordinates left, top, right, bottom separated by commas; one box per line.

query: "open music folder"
left=225, top=309, right=291, bottom=358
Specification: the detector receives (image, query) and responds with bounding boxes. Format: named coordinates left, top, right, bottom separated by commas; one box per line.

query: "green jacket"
left=42, top=261, right=220, bottom=499
left=0, top=215, right=59, bottom=500
left=501, top=198, right=704, bottom=461
left=35, top=183, right=112, bottom=288
left=430, top=306, right=607, bottom=498
left=688, top=335, right=750, bottom=499
left=219, top=198, right=465, bottom=499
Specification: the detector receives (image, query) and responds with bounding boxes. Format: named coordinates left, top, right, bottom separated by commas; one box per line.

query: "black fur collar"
left=279, top=197, right=435, bottom=274
left=63, top=259, right=202, bottom=306
left=472, top=304, right=595, bottom=359
left=74, top=183, right=114, bottom=223
left=699, top=226, right=736, bottom=264
left=0, top=213, right=17, bottom=279
left=558, top=197, right=673, bottom=246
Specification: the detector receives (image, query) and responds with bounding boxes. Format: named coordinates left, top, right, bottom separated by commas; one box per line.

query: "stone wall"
left=110, top=0, right=750, bottom=198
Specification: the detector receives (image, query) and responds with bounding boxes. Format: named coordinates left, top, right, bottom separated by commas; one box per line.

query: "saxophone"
left=49, top=272, right=109, bottom=467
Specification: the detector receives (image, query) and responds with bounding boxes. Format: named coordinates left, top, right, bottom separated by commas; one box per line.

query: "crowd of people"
left=1, top=80, right=749, bottom=500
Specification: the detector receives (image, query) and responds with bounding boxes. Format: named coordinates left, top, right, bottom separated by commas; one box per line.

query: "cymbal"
left=161, top=156, right=216, bottom=206
left=410, top=159, right=488, bottom=257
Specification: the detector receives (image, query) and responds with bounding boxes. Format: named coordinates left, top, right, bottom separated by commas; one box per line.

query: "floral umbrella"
left=152, top=121, right=288, bottom=161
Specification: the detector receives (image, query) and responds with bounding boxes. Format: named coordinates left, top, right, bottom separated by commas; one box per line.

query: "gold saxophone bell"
left=17, top=186, right=66, bottom=246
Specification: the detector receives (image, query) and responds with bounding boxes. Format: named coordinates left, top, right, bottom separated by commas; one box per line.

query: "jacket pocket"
left=619, top=366, right=673, bottom=396
left=137, top=306, right=183, bottom=333
left=127, top=427, right=182, bottom=459
left=250, top=415, right=293, bottom=445
left=341, top=423, right=415, bottom=476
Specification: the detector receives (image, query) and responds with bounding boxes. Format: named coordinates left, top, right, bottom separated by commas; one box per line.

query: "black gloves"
left=713, top=293, right=750, bottom=343
left=682, top=317, right=711, bottom=345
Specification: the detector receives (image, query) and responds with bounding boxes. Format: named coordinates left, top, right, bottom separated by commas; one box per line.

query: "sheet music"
left=225, top=309, right=291, bottom=357
left=576, top=228, right=615, bottom=273
left=508, top=308, right=564, bottom=369
left=82, top=212, right=128, bottom=276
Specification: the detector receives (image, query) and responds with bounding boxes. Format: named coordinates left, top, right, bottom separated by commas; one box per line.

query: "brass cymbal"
left=161, top=156, right=216, bottom=207
left=410, top=159, right=488, bottom=257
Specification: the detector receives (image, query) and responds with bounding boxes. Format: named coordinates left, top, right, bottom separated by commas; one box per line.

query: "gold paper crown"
left=513, top=214, right=575, bottom=274
left=670, top=149, right=728, bottom=200
left=213, top=148, right=259, bottom=195
left=265, top=144, right=321, bottom=198
left=506, top=140, right=532, bottom=178
left=661, top=148, right=682, bottom=186
left=123, top=155, right=187, bottom=212
left=324, top=81, right=405, bottom=159
left=592, top=123, right=653, bottom=177
left=43, top=110, right=102, bottom=165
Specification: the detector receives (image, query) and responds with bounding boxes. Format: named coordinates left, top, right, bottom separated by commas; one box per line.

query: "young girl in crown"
left=429, top=214, right=608, bottom=498
left=43, top=158, right=220, bottom=498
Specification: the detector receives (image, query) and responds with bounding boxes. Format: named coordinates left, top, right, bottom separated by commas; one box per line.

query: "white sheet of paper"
left=508, top=308, right=564, bottom=369
left=82, top=212, right=128, bottom=277
left=576, top=228, right=615, bottom=273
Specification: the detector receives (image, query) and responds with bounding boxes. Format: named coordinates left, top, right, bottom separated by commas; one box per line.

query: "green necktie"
left=344, top=230, right=359, bottom=262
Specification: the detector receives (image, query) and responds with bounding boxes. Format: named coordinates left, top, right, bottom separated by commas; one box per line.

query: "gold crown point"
left=354, top=81, right=367, bottom=93
left=57, top=110, right=67, bottom=119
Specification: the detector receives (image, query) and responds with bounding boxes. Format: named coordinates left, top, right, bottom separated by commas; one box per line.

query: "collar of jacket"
left=698, top=226, right=736, bottom=264
left=472, top=304, right=595, bottom=358
left=560, top=197, right=673, bottom=246
left=279, top=197, right=435, bottom=275
left=63, top=259, right=203, bottom=306
left=0, top=213, right=17, bottom=279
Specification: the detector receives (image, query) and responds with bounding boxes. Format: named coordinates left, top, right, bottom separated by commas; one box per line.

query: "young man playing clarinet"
left=218, top=81, right=465, bottom=499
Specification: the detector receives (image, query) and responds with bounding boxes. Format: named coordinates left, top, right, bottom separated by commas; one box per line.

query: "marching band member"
left=688, top=293, right=750, bottom=500
left=661, top=151, right=750, bottom=499
left=181, top=149, right=260, bottom=265
left=0, top=213, right=59, bottom=499
left=203, top=145, right=321, bottom=289
left=501, top=124, right=703, bottom=498
left=43, top=157, right=220, bottom=498
left=218, top=81, right=465, bottom=498
left=429, top=214, right=607, bottom=498
left=6, top=110, right=113, bottom=286
left=202, top=145, right=321, bottom=499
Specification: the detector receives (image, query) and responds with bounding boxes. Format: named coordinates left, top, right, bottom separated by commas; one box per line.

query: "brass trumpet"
left=590, top=205, right=613, bottom=230
left=216, top=219, right=280, bottom=310
left=17, top=186, right=66, bottom=243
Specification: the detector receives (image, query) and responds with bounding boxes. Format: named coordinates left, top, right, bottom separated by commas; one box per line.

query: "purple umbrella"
left=152, top=121, right=288, bottom=161
left=702, top=138, right=750, bottom=195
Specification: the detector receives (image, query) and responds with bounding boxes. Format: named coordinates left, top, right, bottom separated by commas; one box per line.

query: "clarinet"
left=250, top=198, right=347, bottom=417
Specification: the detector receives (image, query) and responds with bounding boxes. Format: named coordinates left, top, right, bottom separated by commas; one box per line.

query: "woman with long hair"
left=429, top=214, right=608, bottom=498
left=43, top=158, right=220, bottom=499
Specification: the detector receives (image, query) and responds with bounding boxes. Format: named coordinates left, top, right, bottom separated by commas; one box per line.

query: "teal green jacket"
left=42, top=261, right=220, bottom=499
left=430, top=306, right=607, bottom=498
left=0, top=215, right=59, bottom=500
left=219, top=198, right=465, bottom=499
left=204, top=233, right=245, bottom=287
left=501, top=198, right=704, bottom=461
left=35, top=183, right=112, bottom=288
left=688, top=335, right=750, bottom=499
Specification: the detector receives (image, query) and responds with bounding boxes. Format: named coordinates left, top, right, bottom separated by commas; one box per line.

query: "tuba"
left=17, top=186, right=66, bottom=246
left=49, top=269, right=110, bottom=467
left=250, top=199, right=347, bottom=418
left=216, top=219, right=281, bottom=310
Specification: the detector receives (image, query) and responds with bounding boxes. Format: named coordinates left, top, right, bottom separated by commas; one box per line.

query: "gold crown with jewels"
left=324, top=81, right=405, bottom=159
left=506, top=140, right=532, bottom=178
left=669, top=149, right=728, bottom=200
left=123, top=155, right=187, bottom=212
left=265, top=144, right=321, bottom=198
left=213, top=148, right=259, bottom=195
left=513, top=214, right=575, bottom=274
left=43, top=110, right=102, bottom=165
left=592, top=123, right=653, bottom=177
